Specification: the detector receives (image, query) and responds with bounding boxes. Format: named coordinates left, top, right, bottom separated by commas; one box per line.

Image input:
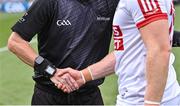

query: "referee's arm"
left=7, top=32, right=75, bottom=92
left=7, top=32, right=38, bottom=67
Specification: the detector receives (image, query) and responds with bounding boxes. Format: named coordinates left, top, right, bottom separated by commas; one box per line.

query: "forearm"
left=138, top=20, right=171, bottom=104
left=82, top=51, right=116, bottom=81
left=145, top=49, right=170, bottom=102
left=8, top=32, right=37, bottom=67
left=15, top=44, right=37, bottom=67
left=55, top=52, right=116, bottom=92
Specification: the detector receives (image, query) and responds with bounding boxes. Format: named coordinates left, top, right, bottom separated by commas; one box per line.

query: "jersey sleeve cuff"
left=136, top=13, right=168, bottom=28
left=11, top=26, right=33, bottom=42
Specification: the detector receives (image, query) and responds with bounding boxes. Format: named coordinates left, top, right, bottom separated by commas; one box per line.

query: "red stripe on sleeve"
left=154, top=0, right=162, bottom=14
left=137, top=0, right=168, bottom=28
left=136, top=13, right=168, bottom=28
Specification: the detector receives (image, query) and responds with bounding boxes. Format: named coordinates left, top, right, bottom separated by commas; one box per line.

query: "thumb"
left=57, top=69, right=69, bottom=76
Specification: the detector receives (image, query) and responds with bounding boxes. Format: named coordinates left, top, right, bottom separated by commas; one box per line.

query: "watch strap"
left=34, top=56, right=56, bottom=79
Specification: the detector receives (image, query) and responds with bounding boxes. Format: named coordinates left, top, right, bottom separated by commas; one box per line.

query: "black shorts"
left=31, top=85, right=104, bottom=105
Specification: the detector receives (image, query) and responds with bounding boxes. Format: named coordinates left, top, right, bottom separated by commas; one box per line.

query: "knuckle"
left=65, top=73, right=69, bottom=77
left=67, top=67, right=71, bottom=70
left=66, top=74, right=70, bottom=77
left=63, top=77, right=67, bottom=80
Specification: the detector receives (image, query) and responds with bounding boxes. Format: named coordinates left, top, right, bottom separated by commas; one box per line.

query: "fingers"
left=50, top=76, right=60, bottom=85
left=63, top=74, right=79, bottom=90
left=56, top=68, right=80, bottom=88
left=50, top=75, right=71, bottom=93
left=54, top=67, right=82, bottom=93
left=57, top=84, right=70, bottom=93
left=57, top=78, right=73, bottom=93
left=68, top=75, right=79, bottom=89
left=56, top=74, right=79, bottom=92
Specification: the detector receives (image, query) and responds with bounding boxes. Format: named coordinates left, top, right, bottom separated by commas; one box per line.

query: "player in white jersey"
left=52, top=0, right=180, bottom=105
left=112, top=0, right=180, bottom=105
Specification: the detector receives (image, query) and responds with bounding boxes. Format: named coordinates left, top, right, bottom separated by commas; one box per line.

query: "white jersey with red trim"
left=113, top=0, right=180, bottom=105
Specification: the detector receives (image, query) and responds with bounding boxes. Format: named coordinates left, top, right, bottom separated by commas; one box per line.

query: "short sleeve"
left=126, top=0, right=168, bottom=28
left=11, top=0, right=56, bottom=41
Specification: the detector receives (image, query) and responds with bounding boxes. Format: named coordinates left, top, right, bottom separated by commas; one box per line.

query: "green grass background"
left=0, top=5, right=180, bottom=105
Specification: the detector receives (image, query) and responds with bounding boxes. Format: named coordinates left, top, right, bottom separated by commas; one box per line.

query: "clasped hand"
left=50, top=68, right=84, bottom=93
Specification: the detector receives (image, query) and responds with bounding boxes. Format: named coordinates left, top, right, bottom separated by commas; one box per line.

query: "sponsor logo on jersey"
left=113, top=25, right=124, bottom=51
left=56, top=20, right=71, bottom=26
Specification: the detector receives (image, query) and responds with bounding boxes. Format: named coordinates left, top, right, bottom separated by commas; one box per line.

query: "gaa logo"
left=56, top=20, right=71, bottom=26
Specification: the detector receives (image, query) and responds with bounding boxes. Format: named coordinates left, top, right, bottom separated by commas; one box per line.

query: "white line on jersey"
left=146, top=0, right=153, bottom=11
left=151, top=0, right=157, bottom=9
left=140, top=0, right=159, bottom=12
left=141, top=0, right=148, bottom=12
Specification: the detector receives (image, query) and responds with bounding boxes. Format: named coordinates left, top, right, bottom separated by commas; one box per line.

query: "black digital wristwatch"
left=34, top=56, right=56, bottom=78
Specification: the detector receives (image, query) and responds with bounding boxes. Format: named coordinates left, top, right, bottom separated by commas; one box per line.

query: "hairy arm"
left=56, top=52, right=116, bottom=88
left=8, top=32, right=78, bottom=93
left=83, top=52, right=116, bottom=80
left=139, top=20, right=171, bottom=103
left=7, top=32, right=38, bottom=67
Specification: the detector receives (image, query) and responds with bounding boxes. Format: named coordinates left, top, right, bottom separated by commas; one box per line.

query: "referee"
left=7, top=0, right=119, bottom=105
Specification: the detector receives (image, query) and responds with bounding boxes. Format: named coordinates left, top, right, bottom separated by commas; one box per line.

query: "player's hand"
left=50, top=69, right=78, bottom=93
left=56, top=72, right=79, bottom=92
left=56, top=68, right=85, bottom=92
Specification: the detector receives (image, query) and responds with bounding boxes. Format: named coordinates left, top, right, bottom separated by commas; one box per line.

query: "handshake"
left=50, top=67, right=94, bottom=93
left=33, top=56, right=95, bottom=93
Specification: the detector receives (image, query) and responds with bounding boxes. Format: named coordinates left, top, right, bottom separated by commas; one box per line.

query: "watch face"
left=46, top=66, right=55, bottom=75
left=35, top=56, right=44, bottom=64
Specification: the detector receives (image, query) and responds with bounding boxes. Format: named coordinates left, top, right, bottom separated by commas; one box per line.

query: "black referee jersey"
left=11, top=0, right=119, bottom=93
